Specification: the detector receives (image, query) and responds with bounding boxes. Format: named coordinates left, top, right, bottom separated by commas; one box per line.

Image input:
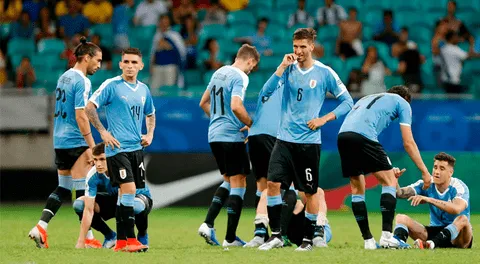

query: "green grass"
left=1, top=205, right=479, bottom=264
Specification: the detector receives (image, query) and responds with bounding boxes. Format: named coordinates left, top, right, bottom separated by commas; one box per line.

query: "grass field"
left=1, top=205, right=479, bottom=264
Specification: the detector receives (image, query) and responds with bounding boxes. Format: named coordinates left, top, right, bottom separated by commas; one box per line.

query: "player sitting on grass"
left=74, top=142, right=153, bottom=250
left=393, top=152, right=472, bottom=249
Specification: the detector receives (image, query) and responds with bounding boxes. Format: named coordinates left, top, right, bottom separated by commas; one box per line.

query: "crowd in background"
left=1, top=0, right=479, bottom=95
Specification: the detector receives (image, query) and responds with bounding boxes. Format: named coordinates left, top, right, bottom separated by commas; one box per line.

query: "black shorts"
left=337, top=132, right=392, bottom=178
left=54, top=146, right=89, bottom=170
left=248, top=134, right=276, bottom=180
left=107, top=150, right=146, bottom=188
left=425, top=226, right=473, bottom=248
left=209, top=142, right=250, bottom=176
left=267, top=140, right=320, bottom=194
left=95, top=193, right=117, bottom=220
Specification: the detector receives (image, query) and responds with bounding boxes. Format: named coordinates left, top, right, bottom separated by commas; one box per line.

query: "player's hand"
left=75, top=240, right=86, bottom=249
left=240, top=126, right=249, bottom=132
left=85, top=148, right=94, bottom=166
left=101, top=131, right=121, bottom=150
left=408, top=195, right=429, bottom=206
left=307, top=117, right=327, bottom=130
left=421, top=172, right=432, bottom=190
left=393, top=167, right=406, bottom=178
left=141, top=134, right=153, bottom=147
left=280, top=53, right=298, bottom=69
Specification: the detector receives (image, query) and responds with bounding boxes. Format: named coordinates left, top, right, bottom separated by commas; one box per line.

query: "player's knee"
left=73, top=199, right=85, bottom=214
left=395, top=213, right=409, bottom=224
left=134, top=197, right=146, bottom=215
left=454, top=215, right=469, bottom=227
left=267, top=181, right=281, bottom=190
left=316, top=188, right=325, bottom=199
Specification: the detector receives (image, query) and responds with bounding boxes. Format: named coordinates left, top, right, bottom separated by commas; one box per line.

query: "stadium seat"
left=286, top=24, right=307, bottom=39
left=9, top=54, right=27, bottom=70
left=384, top=75, right=404, bottom=88
left=259, top=56, right=282, bottom=71
left=89, top=69, right=114, bottom=88
left=7, top=38, right=35, bottom=58
left=391, top=0, right=418, bottom=12
left=203, top=70, right=216, bottom=85
left=420, top=0, right=448, bottom=12
left=185, top=69, right=203, bottom=87
left=363, top=10, right=383, bottom=28
left=364, top=0, right=392, bottom=11
left=362, top=25, right=374, bottom=40
left=187, top=84, right=207, bottom=97
left=336, top=0, right=363, bottom=10
left=226, top=10, right=256, bottom=26
left=321, top=41, right=336, bottom=58
left=226, top=25, right=255, bottom=41
left=246, top=72, right=264, bottom=96
left=1, top=23, right=10, bottom=39
left=90, top=24, right=113, bottom=48
left=306, top=1, right=322, bottom=16
left=462, top=59, right=480, bottom=84
left=409, top=27, right=433, bottom=45
left=197, top=9, right=207, bottom=22
left=31, top=54, right=66, bottom=71
left=266, top=24, right=286, bottom=41
left=199, top=24, right=227, bottom=41
left=322, top=57, right=344, bottom=77
left=37, top=39, right=65, bottom=55
left=248, top=0, right=273, bottom=10
left=456, top=0, right=480, bottom=13
left=219, top=39, right=241, bottom=58
left=257, top=9, right=290, bottom=28
left=385, top=57, right=399, bottom=72
left=469, top=76, right=480, bottom=99
left=344, top=56, right=364, bottom=75
left=271, top=42, right=292, bottom=56
left=34, top=69, right=64, bottom=93
left=396, top=11, right=425, bottom=29
left=317, top=25, right=339, bottom=42
left=128, top=25, right=156, bottom=53
left=275, top=0, right=297, bottom=10
left=417, top=43, right=432, bottom=58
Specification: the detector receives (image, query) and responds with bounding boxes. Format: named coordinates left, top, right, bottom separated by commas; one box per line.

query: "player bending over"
left=337, top=85, right=431, bottom=249
left=29, top=37, right=102, bottom=248
left=393, top=152, right=472, bottom=249
left=73, top=143, right=153, bottom=250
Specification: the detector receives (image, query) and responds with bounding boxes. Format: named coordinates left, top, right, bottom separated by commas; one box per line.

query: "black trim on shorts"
left=54, top=146, right=89, bottom=170
left=337, top=132, right=392, bottom=178
left=248, top=134, right=276, bottom=180
left=209, top=142, right=250, bottom=176
left=107, top=150, right=146, bottom=188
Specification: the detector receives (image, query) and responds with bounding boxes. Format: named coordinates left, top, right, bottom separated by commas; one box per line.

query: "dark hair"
left=293, top=28, right=316, bottom=42
left=258, top=17, right=269, bottom=25
left=92, top=142, right=105, bottom=156
left=387, top=85, right=411, bottom=103
left=445, top=30, right=456, bottom=41
left=74, top=36, right=101, bottom=61
left=203, top=38, right=216, bottom=51
left=448, top=0, right=456, bottom=7
left=434, top=152, right=456, bottom=167
left=384, top=10, right=393, bottom=17
left=122, top=47, right=142, bottom=58
left=401, top=27, right=408, bottom=32
left=236, top=44, right=260, bottom=62
left=349, top=7, right=357, bottom=12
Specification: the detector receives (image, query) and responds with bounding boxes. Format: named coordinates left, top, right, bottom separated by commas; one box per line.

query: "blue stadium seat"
left=417, top=43, right=432, bottom=58
left=199, top=24, right=227, bottom=41
left=266, top=24, right=286, bottom=41
left=7, top=38, right=35, bottom=58
left=420, top=0, right=448, bottom=12
left=1, top=23, right=11, bottom=39
left=344, top=56, right=364, bottom=81
left=34, top=69, right=64, bottom=93
left=203, top=70, right=216, bottom=85
left=317, top=25, right=339, bottom=42
left=258, top=9, right=290, bottom=27
left=276, top=0, right=297, bottom=10
left=363, top=10, right=383, bottom=28
left=321, top=41, right=336, bottom=58
left=410, top=27, right=433, bottom=45
left=128, top=25, right=156, bottom=54
left=226, top=25, right=255, bottom=41
left=364, top=0, right=392, bottom=11
left=185, top=69, right=203, bottom=87
left=37, top=39, right=65, bottom=55
left=336, top=0, right=363, bottom=10
left=219, top=39, right=241, bottom=58
left=384, top=75, right=404, bottom=88
left=248, top=0, right=273, bottom=10
left=462, top=59, right=480, bottom=84
left=322, top=57, right=344, bottom=77
left=423, top=11, right=445, bottom=29
left=227, top=10, right=256, bottom=26
left=259, top=56, right=282, bottom=71
left=391, top=0, right=418, bottom=12
left=456, top=0, right=480, bottom=12
left=286, top=24, right=307, bottom=39
left=197, top=9, right=207, bottom=22
left=363, top=25, right=374, bottom=40
left=271, top=42, right=292, bottom=56
left=385, top=57, right=399, bottom=72
left=246, top=72, right=264, bottom=95
left=396, top=11, right=426, bottom=29
left=306, top=1, right=323, bottom=17
left=89, top=69, right=114, bottom=88
left=90, top=24, right=113, bottom=48
left=9, top=54, right=27, bottom=70
left=31, top=54, right=66, bottom=71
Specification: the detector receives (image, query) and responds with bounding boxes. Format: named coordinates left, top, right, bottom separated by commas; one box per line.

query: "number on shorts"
left=305, top=168, right=312, bottom=182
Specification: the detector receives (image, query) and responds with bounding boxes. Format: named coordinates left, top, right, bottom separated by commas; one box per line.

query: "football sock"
left=304, top=212, right=318, bottom=243
left=393, top=224, right=409, bottom=242
left=380, top=186, right=397, bottom=233
left=225, top=187, right=245, bottom=242
left=135, top=212, right=149, bottom=237
left=39, top=174, right=72, bottom=227
left=73, top=178, right=86, bottom=199
left=254, top=214, right=269, bottom=239
left=267, top=194, right=283, bottom=236
left=204, top=181, right=230, bottom=228
left=120, top=194, right=135, bottom=239
left=351, top=194, right=373, bottom=240
left=432, top=224, right=458, bottom=248
left=91, top=213, right=114, bottom=237
left=280, top=190, right=296, bottom=234
left=115, top=204, right=126, bottom=240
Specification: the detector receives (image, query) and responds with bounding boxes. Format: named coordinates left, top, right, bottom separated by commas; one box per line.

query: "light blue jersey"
left=85, top=166, right=152, bottom=198
left=53, top=68, right=92, bottom=149
left=339, top=93, right=412, bottom=142
left=249, top=80, right=283, bottom=137
left=89, top=76, right=155, bottom=157
left=261, top=61, right=352, bottom=144
left=408, top=178, right=470, bottom=226
left=207, top=65, right=249, bottom=143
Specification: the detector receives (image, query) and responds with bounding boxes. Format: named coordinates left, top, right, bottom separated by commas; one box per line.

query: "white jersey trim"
left=399, top=123, right=411, bottom=126
left=70, top=68, right=91, bottom=108
left=85, top=166, right=97, bottom=198
left=89, top=76, right=122, bottom=108
left=232, top=94, right=244, bottom=101
left=228, top=65, right=249, bottom=90
left=314, top=60, right=347, bottom=97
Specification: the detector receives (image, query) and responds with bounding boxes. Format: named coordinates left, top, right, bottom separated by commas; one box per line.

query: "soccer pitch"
left=1, top=205, right=479, bottom=264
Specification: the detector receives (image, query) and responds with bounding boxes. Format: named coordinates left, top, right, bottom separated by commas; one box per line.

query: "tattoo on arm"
left=146, top=114, right=156, bottom=134
left=397, top=187, right=416, bottom=199
left=85, top=105, right=107, bottom=133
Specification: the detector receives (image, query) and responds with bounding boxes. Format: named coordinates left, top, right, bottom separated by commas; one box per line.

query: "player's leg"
left=203, top=175, right=230, bottom=229
left=392, top=214, right=426, bottom=248
left=280, top=188, right=298, bottom=247
left=71, top=196, right=102, bottom=248
left=134, top=194, right=152, bottom=251
left=350, top=175, right=376, bottom=248
left=429, top=215, right=473, bottom=249
left=244, top=189, right=270, bottom=247
left=92, top=193, right=117, bottom=248
left=313, top=187, right=329, bottom=247
left=71, top=148, right=93, bottom=199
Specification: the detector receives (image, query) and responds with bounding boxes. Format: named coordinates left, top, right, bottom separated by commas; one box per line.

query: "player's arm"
left=400, top=125, right=431, bottom=186
left=231, top=96, right=253, bottom=127
left=75, top=197, right=95, bottom=248
left=396, top=185, right=416, bottom=199
left=73, top=80, right=96, bottom=149
left=142, top=91, right=156, bottom=147
left=425, top=197, right=468, bottom=215
left=199, top=88, right=211, bottom=117
left=260, top=54, right=296, bottom=97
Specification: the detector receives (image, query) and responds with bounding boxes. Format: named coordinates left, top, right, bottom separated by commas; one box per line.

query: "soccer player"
left=259, top=28, right=353, bottom=251
left=29, top=37, right=102, bottom=249
left=337, top=85, right=432, bottom=249
left=197, top=44, right=260, bottom=247
left=393, top=152, right=472, bottom=249
left=74, top=142, right=153, bottom=250
left=86, top=47, right=155, bottom=252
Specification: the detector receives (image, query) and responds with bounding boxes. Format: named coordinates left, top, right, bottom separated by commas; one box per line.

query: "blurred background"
left=0, top=0, right=479, bottom=213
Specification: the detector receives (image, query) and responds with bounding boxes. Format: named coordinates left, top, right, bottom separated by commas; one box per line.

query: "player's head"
left=92, top=142, right=107, bottom=174
left=447, top=0, right=456, bottom=15
left=387, top=85, right=411, bottom=103
left=235, top=44, right=260, bottom=74
left=432, top=152, right=456, bottom=185
left=74, top=36, right=102, bottom=75
left=292, top=28, right=316, bottom=63
left=120, top=47, right=144, bottom=79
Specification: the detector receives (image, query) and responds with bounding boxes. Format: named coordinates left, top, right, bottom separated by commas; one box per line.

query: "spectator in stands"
left=173, top=0, right=196, bottom=25
left=202, top=0, right=226, bottom=26
left=59, top=0, right=90, bottom=39
left=201, top=38, right=226, bottom=70
left=22, top=0, right=46, bottom=23
left=440, top=31, right=480, bottom=93
left=288, top=0, right=315, bottom=28
left=83, top=0, right=113, bottom=24
left=0, top=49, right=7, bottom=88
left=180, top=14, right=198, bottom=69
left=237, top=18, right=273, bottom=56
left=360, top=46, right=391, bottom=95
left=134, top=0, right=168, bottom=26
left=60, top=33, right=81, bottom=69
left=337, top=7, right=363, bottom=59
left=442, top=0, right=474, bottom=47
left=398, top=42, right=424, bottom=93
left=220, top=0, right=248, bottom=12
left=10, top=10, right=35, bottom=39
left=150, top=15, right=186, bottom=92
left=91, top=34, right=112, bottom=70
left=391, top=27, right=416, bottom=58
left=35, top=7, right=58, bottom=41
left=316, top=0, right=347, bottom=26
left=432, top=19, right=449, bottom=87
left=112, top=0, right=134, bottom=52
left=0, top=0, right=22, bottom=23
left=373, top=10, right=399, bottom=47
left=16, top=56, right=36, bottom=88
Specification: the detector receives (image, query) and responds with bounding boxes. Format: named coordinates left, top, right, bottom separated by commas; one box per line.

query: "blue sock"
left=58, top=174, right=72, bottom=190
left=220, top=181, right=231, bottom=191
left=134, top=197, right=146, bottom=215
left=73, top=178, right=86, bottom=198
left=230, top=187, right=246, bottom=200
left=305, top=212, right=318, bottom=241
left=394, top=224, right=409, bottom=242
left=305, top=212, right=317, bottom=222
left=446, top=224, right=460, bottom=241
left=289, top=185, right=298, bottom=196
left=352, top=194, right=365, bottom=202
left=256, top=190, right=262, bottom=197
left=267, top=195, right=282, bottom=207
left=120, top=193, right=135, bottom=207
left=382, top=186, right=396, bottom=198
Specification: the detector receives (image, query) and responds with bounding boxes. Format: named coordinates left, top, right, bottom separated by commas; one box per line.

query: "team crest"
left=119, top=169, right=127, bottom=179
left=141, top=96, right=146, bottom=105
left=309, top=79, right=317, bottom=89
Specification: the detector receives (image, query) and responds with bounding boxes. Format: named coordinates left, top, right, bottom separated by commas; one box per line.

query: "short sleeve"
left=452, top=180, right=469, bottom=205
left=143, top=88, right=155, bottom=116
left=74, top=78, right=91, bottom=109
left=454, top=46, right=468, bottom=61
left=326, top=67, right=347, bottom=98
left=89, top=80, right=113, bottom=108
left=231, top=73, right=248, bottom=101
left=407, top=180, right=425, bottom=196
left=85, top=168, right=98, bottom=198
left=397, top=98, right=412, bottom=126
